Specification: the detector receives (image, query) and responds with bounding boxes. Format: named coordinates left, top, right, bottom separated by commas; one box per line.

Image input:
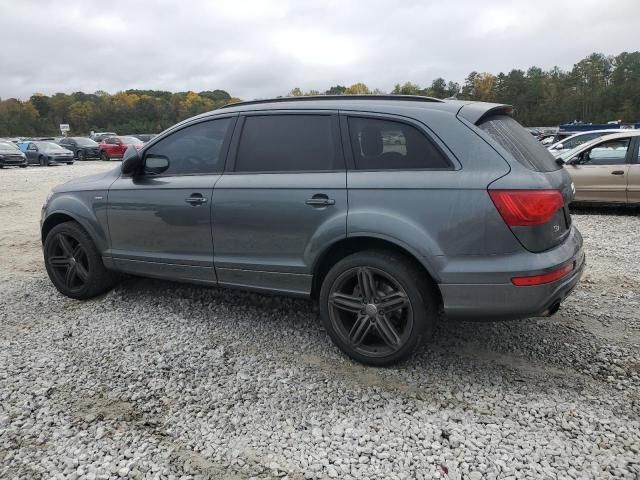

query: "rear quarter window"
left=478, top=115, right=560, bottom=172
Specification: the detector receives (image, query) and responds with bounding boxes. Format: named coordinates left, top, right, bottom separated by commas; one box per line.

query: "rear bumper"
left=439, top=226, right=585, bottom=321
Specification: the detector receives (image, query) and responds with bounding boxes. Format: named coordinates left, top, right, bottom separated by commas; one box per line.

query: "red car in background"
left=99, top=136, right=144, bottom=161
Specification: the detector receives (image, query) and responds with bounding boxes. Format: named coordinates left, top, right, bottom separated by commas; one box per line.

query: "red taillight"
left=489, top=189, right=564, bottom=227
left=512, top=263, right=574, bottom=286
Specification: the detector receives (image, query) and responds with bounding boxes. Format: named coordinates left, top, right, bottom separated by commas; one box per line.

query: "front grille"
left=3, top=155, right=24, bottom=163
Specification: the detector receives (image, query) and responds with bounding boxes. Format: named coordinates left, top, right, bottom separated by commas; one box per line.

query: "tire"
left=39, top=155, right=48, bottom=167
left=319, top=250, right=437, bottom=366
left=77, top=150, right=85, bottom=161
left=19, top=164, right=27, bottom=168
left=100, top=151, right=109, bottom=161
left=66, top=161, right=74, bottom=165
left=43, top=221, right=118, bottom=299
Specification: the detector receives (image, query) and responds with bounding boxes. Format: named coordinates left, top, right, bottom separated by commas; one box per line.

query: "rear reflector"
left=489, top=189, right=564, bottom=227
left=512, top=263, right=574, bottom=286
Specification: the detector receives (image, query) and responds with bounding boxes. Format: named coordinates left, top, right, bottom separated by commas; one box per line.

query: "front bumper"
left=439, top=226, right=585, bottom=321
left=0, top=156, right=27, bottom=166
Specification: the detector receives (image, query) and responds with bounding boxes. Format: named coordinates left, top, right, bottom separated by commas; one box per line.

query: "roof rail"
left=218, top=94, right=444, bottom=109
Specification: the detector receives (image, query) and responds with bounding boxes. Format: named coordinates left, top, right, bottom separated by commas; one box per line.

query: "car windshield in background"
left=0, top=141, right=20, bottom=151
left=75, top=138, right=98, bottom=146
left=479, top=115, right=560, bottom=172
left=36, top=142, right=65, bottom=150
left=559, top=143, right=588, bottom=161
left=120, top=136, right=142, bottom=144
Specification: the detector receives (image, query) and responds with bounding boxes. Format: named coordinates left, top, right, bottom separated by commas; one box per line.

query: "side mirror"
left=565, top=156, right=580, bottom=166
left=143, top=154, right=170, bottom=175
left=554, top=143, right=563, bottom=150
left=121, top=147, right=143, bottom=175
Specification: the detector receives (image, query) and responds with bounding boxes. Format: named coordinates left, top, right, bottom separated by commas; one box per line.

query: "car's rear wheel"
left=77, top=150, right=85, bottom=161
left=100, top=151, right=109, bottom=161
left=44, top=221, right=118, bottom=299
left=319, top=250, right=437, bottom=366
left=39, top=155, right=48, bottom=166
left=19, top=164, right=27, bottom=168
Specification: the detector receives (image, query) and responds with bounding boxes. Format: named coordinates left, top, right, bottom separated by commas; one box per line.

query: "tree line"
left=1, top=51, right=638, bottom=136
left=0, top=89, right=239, bottom=137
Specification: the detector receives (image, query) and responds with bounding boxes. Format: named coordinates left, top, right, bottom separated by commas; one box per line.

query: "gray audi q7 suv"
left=41, top=96, right=585, bottom=365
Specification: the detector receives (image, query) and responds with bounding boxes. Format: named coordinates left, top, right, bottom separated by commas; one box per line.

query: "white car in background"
left=547, top=129, right=620, bottom=157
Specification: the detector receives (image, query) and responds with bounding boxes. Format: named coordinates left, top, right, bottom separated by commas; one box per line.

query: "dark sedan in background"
left=58, top=137, right=101, bottom=160
left=23, top=142, right=74, bottom=166
left=0, top=141, right=27, bottom=168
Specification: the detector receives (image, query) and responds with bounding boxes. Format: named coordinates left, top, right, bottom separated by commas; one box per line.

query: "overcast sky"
left=1, top=0, right=638, bottom=100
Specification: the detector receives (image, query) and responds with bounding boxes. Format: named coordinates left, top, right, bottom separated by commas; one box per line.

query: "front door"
left=567, top=137, right=632, bottom=203
left=107, top=116, right=236, bottom=283
left=212, top=113, right=347, bottom=295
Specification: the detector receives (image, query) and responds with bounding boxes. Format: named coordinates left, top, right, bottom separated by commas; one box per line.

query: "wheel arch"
left=41, top=207, right=109, bottom=256
left=311, top=235, right=443, bottom=305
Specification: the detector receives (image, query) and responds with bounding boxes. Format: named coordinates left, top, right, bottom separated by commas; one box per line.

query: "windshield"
left=120, top=136, right=142, bottom=144
left=75, top=138, right=98, bottom=146
left=558, top=141, right=599, bottom=161
left=36, top=142, right=65, bottom=150
left=0, top=142, right=20, bottom=152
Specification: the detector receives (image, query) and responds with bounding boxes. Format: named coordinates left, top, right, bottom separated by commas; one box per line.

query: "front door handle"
left=611, top=170, right=625, bottom=175
left=185, top=193, right=208, bottom=206
left=306, top=194, right=335, bottom=207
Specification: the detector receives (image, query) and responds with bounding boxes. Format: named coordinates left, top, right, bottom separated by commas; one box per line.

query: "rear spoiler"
left=456, top=102, right=514, bottom=124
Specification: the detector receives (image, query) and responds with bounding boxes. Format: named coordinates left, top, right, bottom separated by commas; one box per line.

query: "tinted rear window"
left=479, top=115, right=560, bottom=172
left=236, top=115, right=338, bottom=172
left=347, top=117, right=451, bottom=170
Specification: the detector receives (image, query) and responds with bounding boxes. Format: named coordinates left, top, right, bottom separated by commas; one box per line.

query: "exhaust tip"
left=546, top=302, right=561, bottom=317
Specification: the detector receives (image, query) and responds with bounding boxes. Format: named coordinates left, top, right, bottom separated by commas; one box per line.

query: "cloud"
left=0, top=0, right=638, bottom=100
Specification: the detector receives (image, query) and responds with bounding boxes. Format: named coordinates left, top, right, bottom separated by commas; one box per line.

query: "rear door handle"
left=306, top=194, right=335, bottom=207
left=611, top=170, right=625, bottom=175
left=185, top=193, right=208, bottom=206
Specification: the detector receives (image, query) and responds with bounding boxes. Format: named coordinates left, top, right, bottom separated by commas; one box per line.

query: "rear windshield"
left=478, top=115, right=560, bottom=172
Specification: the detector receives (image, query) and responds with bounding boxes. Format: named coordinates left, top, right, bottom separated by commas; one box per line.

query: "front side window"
left=143, top=118, right=232, bottom=175
left=347, top=117, right=451, bottom=170
left=581, top=138, right=630, bottom=166
left=235, top=115, right=338, bottom=172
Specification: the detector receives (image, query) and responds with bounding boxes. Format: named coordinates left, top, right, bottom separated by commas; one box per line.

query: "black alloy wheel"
left=46, top=232, right=90, bottom=295
left=320, top=250, right=436, bottom=366
left=43, top=221, right=118, bottom=299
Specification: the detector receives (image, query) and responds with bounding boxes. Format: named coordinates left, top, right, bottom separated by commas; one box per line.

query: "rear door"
left=107, top=116, right=236, bottom=283
left=627, top=137, right=640, bottom=204
left=565, top=137, right=632, bottom=203
left=212, top=111, right=347, bottom=295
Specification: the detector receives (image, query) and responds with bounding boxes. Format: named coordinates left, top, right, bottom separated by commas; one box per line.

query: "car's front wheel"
left=77, top=150, right=85, bottom=161
left=319, top=250, right=437, bottom=366
left=39, top=155, right=48, bottom=166
left=100, top=151, right=109, bottom=161
left=44, top=221, right=118, bottom=299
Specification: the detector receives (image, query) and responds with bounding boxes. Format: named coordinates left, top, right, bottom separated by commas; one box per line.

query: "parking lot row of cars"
left=536, top=129, right=640, bottom=204
left=0, top=133, right=155, bottom=168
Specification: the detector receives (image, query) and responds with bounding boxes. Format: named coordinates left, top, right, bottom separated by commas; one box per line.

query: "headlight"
left=44, top=190, right=55, bottom=208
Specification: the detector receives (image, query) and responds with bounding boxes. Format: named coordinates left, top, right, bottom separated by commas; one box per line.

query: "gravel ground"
left=1, top=163, right=639, bottom=480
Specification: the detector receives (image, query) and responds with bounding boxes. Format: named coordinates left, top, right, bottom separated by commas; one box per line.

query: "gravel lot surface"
left=1, top=163, right=639, bottom=480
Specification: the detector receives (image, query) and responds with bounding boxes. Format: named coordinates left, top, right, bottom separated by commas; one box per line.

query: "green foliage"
left=0, top=89, right=236, bottom=136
